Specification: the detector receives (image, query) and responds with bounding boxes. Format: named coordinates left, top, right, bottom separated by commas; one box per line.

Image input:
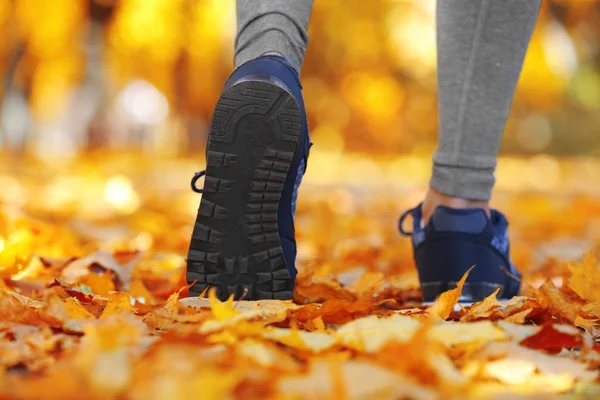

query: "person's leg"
left=423, top=0, right=541, bottom=224
left=401, top=0, right=541, bottom=302
left=186, top=0, right=314, bottom=301
left=235, top=0, right=314, bottom=73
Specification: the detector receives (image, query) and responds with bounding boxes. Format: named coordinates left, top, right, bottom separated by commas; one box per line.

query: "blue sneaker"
left=187, top=55, right=310, bottom=300
left=399, top=204, right=521, bottom=303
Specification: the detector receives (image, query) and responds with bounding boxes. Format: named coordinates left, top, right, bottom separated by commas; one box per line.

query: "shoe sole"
left=186, top=79, right=301, bottom=301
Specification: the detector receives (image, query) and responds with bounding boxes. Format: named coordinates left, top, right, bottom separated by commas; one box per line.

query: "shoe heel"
left=415, top=238, right=511, bottom=303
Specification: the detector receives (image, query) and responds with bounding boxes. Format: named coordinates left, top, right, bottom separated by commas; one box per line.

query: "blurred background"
left=0, top=0, right=600, bottom=290
left=0, top=0, right=598, bottom=158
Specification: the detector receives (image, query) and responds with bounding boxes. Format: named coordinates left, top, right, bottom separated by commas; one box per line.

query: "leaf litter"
left=2, top=169, right=600, bottom=399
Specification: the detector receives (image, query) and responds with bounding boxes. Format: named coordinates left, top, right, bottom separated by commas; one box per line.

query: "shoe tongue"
left=429, top=206, right=489, bottom=234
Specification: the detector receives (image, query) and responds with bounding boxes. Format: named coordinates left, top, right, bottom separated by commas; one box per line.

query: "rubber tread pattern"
left=187, top=80, right=300, bottom=301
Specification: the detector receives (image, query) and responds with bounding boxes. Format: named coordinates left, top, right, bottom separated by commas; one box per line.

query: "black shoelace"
left=191, top=171, right=205, bottom=193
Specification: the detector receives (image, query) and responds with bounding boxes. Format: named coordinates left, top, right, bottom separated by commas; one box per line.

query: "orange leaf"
left=461, top=288, right=500, bottom=322
left=536, top=278, right=581, bottom=323
left=295, top=280, right=357, bottom=304
left=128, top=279, right=152, bottom=302
left=79, top=271, right=116, bottom=297
left=345, top=271, right=384, bottom=294
left=63, top=297, right=95, bottom=320
left=100, top=292, right=134, bottom=319
left=427, top=267, right=473, bottom=320
left=503, top=308, right=532, bottom=323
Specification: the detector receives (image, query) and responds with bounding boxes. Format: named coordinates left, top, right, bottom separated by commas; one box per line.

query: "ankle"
left=421, top=187, right=490, bottom=226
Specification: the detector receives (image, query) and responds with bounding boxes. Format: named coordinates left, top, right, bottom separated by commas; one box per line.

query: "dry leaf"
left=567, top=249, right=600, bottom=303
left=63, top=297, right=95, bottom=320
left=336, top=314, right=420, bottom=352
left=536, top=278, right=581, bottom=323
left=4, top=157, right=600, bottom=398
left=427, top=267, right=473, bottom=320
left=461, top=288, right=501, bottom=322
left=100, top=292, right=134, bottom=319
left=279, top=360, right=437, bottom=400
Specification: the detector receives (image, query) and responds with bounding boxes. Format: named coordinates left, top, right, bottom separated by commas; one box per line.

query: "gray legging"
left=234, top=0, right=541, bottom=201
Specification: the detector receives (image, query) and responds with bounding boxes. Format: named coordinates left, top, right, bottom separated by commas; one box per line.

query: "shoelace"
left=191, top=171, right=205, bottom=193
left=398, top=207, right=417, bottom=236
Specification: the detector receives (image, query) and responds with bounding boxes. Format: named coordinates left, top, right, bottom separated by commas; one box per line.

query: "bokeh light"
left=0, top=0, right=596, bottom=158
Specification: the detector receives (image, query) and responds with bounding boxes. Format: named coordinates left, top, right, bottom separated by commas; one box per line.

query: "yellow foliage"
left=1, top=156, right=600, bottom=398
left=567, top=249, right=600, bottom=304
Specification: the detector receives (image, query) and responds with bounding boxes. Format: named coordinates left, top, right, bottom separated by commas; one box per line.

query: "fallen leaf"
left=461, top=288, right=500, bottom=322
left=427, top=267, right=473, bottom=320
left=63, top=297, right=95, bottom=320
left=62, top=251, right=140, bottom=291
left=207, top=288, right=239, bottom=321
left=336, top=314, right=420, bottom=352
left=265, top=327, right=335, bottom=352
left=480, top=341, right=597, bottom=382
left=503, top=308, right=532, bottom=323
left=295, top=276, right=357, bottom=304
left=279, top=360, right=436, bottom=400
left=536, top=278, right=581, bottom=323
left=345, top=271, right=384, bottom=294
left=567, top=249, right=600, bottom=303
left=430, top=320, right=505, bottom=347
left=481, top=358, right=537, bottom=385
left=100, top=292, right=134, bottom=319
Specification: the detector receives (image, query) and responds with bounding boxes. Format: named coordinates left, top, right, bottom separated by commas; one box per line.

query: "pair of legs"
left=236, top=0, right=540, bottom=220
left=187, top=0, right=541, bottom=301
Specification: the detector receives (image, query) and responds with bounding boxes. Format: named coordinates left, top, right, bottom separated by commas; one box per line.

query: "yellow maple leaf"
left=567, top=249, right=600, bottom=303
left=428, top=267, right=473, bottom=320
left=207, top=288, right=238, bottom=321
